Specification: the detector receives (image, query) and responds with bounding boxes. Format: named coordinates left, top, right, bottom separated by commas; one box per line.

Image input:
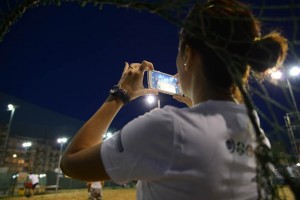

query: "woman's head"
left=177, top=0, right=288, bottom=102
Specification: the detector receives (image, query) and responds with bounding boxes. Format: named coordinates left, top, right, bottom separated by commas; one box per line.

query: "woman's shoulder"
left=144, top=105, right=182, bottom=118
left=125, top=106, right=179, bottom=131
left=191, top=100, right=247, bottom=113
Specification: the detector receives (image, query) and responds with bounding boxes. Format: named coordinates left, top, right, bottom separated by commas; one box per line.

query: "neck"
left=191, top=75, right=237, bottom=105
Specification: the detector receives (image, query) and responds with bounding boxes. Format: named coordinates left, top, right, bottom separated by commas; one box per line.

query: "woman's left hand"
left=118, top=60, right=158, bottom=100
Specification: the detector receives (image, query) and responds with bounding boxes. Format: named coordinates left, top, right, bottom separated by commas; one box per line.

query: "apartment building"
left=1, top=133, right=60, bottom=173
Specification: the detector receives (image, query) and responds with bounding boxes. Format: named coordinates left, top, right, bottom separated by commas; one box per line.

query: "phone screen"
left=148, top=70, right=181, bottom=95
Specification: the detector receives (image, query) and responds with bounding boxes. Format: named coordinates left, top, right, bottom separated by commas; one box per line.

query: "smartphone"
left=147, top=70, right=182, bottom=95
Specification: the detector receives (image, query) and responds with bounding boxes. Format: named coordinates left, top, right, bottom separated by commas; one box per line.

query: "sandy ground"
left=1, top=188, right=135, bottom=200
left=0, top=186, right=295, bottom=200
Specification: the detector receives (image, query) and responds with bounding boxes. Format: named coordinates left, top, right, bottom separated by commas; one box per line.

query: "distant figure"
left=87, top=181, right=104, bottom=200
left=28, top=172, right=39, bottom=196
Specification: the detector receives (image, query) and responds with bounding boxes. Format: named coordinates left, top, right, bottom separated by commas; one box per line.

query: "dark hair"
left=180, top=0, right=288, bottom=99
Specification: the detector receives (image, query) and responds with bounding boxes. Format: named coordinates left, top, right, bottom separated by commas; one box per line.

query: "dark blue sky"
left=0, top=2, right=183, bottom=139
left=0, top=1, right=299, bottom=147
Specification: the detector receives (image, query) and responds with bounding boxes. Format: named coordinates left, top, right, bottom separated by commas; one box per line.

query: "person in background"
left=60, top=0, right=288, bottom=199
left=28, top=172, right=39, bottom=196
left=87, top=181, right=104, bottom=200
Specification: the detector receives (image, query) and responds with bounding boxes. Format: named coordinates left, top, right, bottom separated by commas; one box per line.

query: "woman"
left=60, top=0, right=288, bottom=199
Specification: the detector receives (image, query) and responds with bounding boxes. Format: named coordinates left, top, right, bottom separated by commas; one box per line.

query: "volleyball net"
left=0, top=0, right=299, bottom=199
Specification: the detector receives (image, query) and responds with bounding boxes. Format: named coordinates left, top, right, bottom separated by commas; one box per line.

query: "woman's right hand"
left=117, top=61, right=158, bottom=101
left=173, top=94, right=193, bottom=107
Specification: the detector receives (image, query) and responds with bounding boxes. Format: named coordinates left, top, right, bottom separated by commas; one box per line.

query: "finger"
left=173, top=94, right=186, bottom=102
left=123, top=62, right=129, bottom=74
left=140, top=60, right=154, bottom=72
left=173, top=95, right=183, bottom=102
left=130, top=63, right=141, bottom=69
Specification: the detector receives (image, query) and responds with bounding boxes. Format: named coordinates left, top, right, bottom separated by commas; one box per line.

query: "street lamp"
left=1, top=104, right=17, bottom=166
left=270, top=66, right=299, bottom=113
left=22, top=141, right=32, bottom=171
left=56, top=137, right=68, bottom=192
left=146, top=95, right=160, bottom=109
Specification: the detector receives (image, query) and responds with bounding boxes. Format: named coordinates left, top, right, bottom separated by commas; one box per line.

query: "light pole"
left=22, top=142, right=32, bottom=171
left=146, top=95, right=160, bottom=109
left=288, top=66, right=300, bottom=113
left=270, top=66, right=300, bottom=157
left=270, top=66, right=300, bottom=113
left=56, top=137, right=68, bottom=192
left=1, top=104, right=17, bottom=166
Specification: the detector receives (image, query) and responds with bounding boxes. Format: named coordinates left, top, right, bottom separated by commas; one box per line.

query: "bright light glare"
left=106, top=132, right=113, bottom=139
left=289, top=66, right=300, bottom=77
left=12, top=154, right=17, bottom=158
left=296, top=163, right=300, bottom=167
left=22, top=142, right=32, bottom=148
left=7, top=104, right=15, bottom=111
left=270, top=71, right=283, bottom=80
left=57, top=137, right=68, bottom=144
left=146, top=95, right=155, bottom=104
left=39, top=174, right=47, bottom=178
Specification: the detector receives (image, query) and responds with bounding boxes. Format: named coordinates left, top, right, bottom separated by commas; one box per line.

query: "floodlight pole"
left=1, top=104, right=16, bottom=166
left=157, top=99, right=161, bottom=109
left=286, top=79, right=299, bottom=114
left=56, top=137, right=67, bottom=192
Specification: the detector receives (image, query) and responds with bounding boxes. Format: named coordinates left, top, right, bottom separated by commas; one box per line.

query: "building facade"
left=1, top=133, right=61, bottom=173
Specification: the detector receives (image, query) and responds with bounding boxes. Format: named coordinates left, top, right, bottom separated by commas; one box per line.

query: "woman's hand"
left=60, top=60, right=158, bottom=181
left=173, top=94, right=193, bottom=107
left=118, top=61, right=158, bottom=100
left=172, top=73, right=193, bottom=107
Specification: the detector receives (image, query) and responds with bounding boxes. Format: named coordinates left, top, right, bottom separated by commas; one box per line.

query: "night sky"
left=0, top=1, right=299, bottom=149
left=0, top=2, right=182, bottom=140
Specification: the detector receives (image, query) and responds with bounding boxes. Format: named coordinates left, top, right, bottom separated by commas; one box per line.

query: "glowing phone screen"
left=149, top=71, right=181, bottom=95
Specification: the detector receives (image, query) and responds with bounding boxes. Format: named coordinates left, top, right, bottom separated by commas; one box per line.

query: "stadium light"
left=289, top=66, right=300, bottom=77
left=146, top=95, right=155, bottom=104
left=270, top=67, right=299, bottom=113
left=146, top=95, right=160, bottom=109
left=103, top=131, right=113, bottom=140
left=22, top=142, right=32, bottom=148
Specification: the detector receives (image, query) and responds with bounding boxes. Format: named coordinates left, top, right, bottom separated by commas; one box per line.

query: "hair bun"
left=247, top=32, right=288, bottom=73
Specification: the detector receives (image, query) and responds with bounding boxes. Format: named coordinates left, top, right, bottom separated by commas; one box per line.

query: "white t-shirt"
left=28, top=174, right=39, bottom=185
left=101, top=100, right=270, bottom=200
left=91, top=181, right=102, bottom=189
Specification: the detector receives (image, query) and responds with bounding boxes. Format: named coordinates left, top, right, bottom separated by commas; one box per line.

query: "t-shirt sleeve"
left=101, top=107, right=175, bottom=184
